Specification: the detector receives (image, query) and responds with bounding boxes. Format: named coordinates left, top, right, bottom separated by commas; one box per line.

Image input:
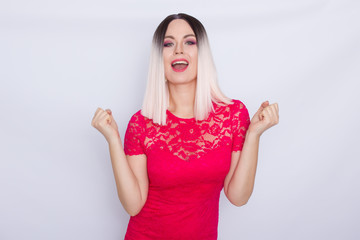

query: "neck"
left=167, top=80, right=196, bottom=118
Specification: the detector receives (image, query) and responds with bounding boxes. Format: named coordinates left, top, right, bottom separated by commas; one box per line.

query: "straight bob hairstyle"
left=141, top=13, right=233, bottom=125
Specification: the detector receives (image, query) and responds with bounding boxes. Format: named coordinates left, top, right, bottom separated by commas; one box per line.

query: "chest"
left=143, top=120, right=233, bottom=187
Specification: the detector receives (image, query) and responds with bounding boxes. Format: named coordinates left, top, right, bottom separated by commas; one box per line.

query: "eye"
left=185, top=40, right=197, bottom=45
left=163, top=41, right=173, bottom=47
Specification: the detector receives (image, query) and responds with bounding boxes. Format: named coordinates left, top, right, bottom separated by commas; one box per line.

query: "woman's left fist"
left=248, top=101, right=279, bottom=136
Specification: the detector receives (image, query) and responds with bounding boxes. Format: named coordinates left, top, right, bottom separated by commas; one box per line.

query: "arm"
left=224, top=101, right=279, bottom=206
left=224, top=131, right=260, bottom=206
left=91, top=108, right=148, bottom=216
left=108, top=137, right=148, bottom=216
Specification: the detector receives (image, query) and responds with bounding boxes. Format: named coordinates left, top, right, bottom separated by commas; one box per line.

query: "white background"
left=1, top=0, right=359, bottom=239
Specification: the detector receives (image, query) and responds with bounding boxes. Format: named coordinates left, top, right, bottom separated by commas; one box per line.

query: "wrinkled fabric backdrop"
left=1, top=0, right=359, bottom=239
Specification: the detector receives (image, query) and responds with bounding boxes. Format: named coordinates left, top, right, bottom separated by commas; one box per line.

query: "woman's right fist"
left=91, top=107, right=120, bottom=142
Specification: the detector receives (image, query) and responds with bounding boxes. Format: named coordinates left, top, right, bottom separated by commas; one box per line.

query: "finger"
left=267, top=103, right=278, bottom=114
left=256, top=101, right=269, bottom=116
left=262, top=101, right=269, bottom=107
left=94, top=108, right=105, bottom=120
left=265, top=106, right=274, bottom=120
left=261, top=106, right=271, bottom=119
left=105, top=109, right=112, bottom=115
left=260, top=112, right=266, bottom=121
left=107, top=113, right=116, bottom=125
left=269, top=106, right=278, bottom=123
left=99, top=111, right=110, bottom=119
left=273, top=103, right=279, bottom=113
left=272, top=104, right=279, bottom=119
left=272, top=105, right=279, bottom=124
left=99, top=112, right=111, bottom=124
left=95, top=107, right=104, bottom=115
left=260, top=109, right=270, bottom=122
left=266, top=105, right=279, bottom=125
left=92, top=108, right=104, bottom=126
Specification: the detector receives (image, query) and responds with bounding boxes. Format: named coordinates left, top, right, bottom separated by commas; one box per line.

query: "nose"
left=174, top=43, right=183, bottom=55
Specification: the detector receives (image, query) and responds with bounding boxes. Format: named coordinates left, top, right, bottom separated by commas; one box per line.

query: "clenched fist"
left=91, top=108, right=120, bottom=143
left=248, top=101, right=279, bottom=136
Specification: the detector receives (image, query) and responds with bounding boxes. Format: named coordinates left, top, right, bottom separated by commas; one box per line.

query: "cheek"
left=192, top=52, right=198, bottom=71
left=163, top=56, right=170, bottom=69
left=163, top=50, right=173, bottom=63
left=191, top=49, right=198, bottom=64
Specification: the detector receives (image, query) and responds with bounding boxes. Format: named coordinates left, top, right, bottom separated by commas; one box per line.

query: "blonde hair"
left=141, top=13, right=233, bottom=125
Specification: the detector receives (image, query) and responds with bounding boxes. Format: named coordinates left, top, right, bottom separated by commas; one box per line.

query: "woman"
left=91, top=13, right=279, bottom=240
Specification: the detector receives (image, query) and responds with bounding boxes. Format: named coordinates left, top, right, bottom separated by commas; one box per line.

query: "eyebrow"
left=164, top=34, right=196, bottom=39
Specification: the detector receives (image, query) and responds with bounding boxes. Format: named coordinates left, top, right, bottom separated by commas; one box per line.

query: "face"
left=163, top=19, right=198, bottom=85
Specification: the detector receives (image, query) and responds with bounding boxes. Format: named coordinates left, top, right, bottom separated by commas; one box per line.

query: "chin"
left=167, top=76, right=196, bottom=85
left=166, top=70, right=197, bottom=84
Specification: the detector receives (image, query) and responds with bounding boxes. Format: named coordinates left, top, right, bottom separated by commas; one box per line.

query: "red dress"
left=123, top=99, right=250, bottom=240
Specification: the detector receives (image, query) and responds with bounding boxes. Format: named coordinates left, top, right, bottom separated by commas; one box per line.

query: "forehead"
left=165, top=19, right=195, bottom=37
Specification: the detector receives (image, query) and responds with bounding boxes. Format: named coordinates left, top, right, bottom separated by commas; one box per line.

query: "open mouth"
left=171, top=59, right=189, bottom=72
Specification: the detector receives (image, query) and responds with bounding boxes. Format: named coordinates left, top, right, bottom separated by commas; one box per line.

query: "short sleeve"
left=124, top=111, right=146, bottom=156
left=231, top=99, right=250, bottom=152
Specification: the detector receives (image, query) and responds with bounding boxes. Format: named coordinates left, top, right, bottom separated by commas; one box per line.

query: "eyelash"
left=163, top=42, right=173, bottom=47
left=163, top=40, right=197, bottom=47
left=185, top=40, right=197, bottom=45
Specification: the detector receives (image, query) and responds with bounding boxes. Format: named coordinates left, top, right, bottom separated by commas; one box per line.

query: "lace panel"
left=124, top=112, right=145, bottom=156
left=231, top=100, right=250, bottom=151
left=124, top=99, right=250, bottom=161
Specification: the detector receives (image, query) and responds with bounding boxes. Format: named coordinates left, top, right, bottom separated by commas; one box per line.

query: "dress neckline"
left=166, top=101, right=218, bottom=123
left=166, top=109, right=196, bottom=122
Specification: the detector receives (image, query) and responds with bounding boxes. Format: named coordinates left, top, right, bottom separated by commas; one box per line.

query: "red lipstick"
left=171, top=58, right=189, bottom=72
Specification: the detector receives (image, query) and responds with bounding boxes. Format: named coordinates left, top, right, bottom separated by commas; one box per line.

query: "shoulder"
left=127, top=110, right=147, bottom=128
left=212, top=98, right=248, bottom=119
left=213, top=99, right=247, bottom=114
left=133, top=110, right=143, bottom=119
left=229, top=99, right=247, bottom=110
left=128, top=110, right=141, bottom=121
left=212, top=98, right=247, bottom=112
left=228, top=99, right=249, bottom=121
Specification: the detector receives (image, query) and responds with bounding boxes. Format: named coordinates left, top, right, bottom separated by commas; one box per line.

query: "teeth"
left=172, top=61, right=188, bottom=66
